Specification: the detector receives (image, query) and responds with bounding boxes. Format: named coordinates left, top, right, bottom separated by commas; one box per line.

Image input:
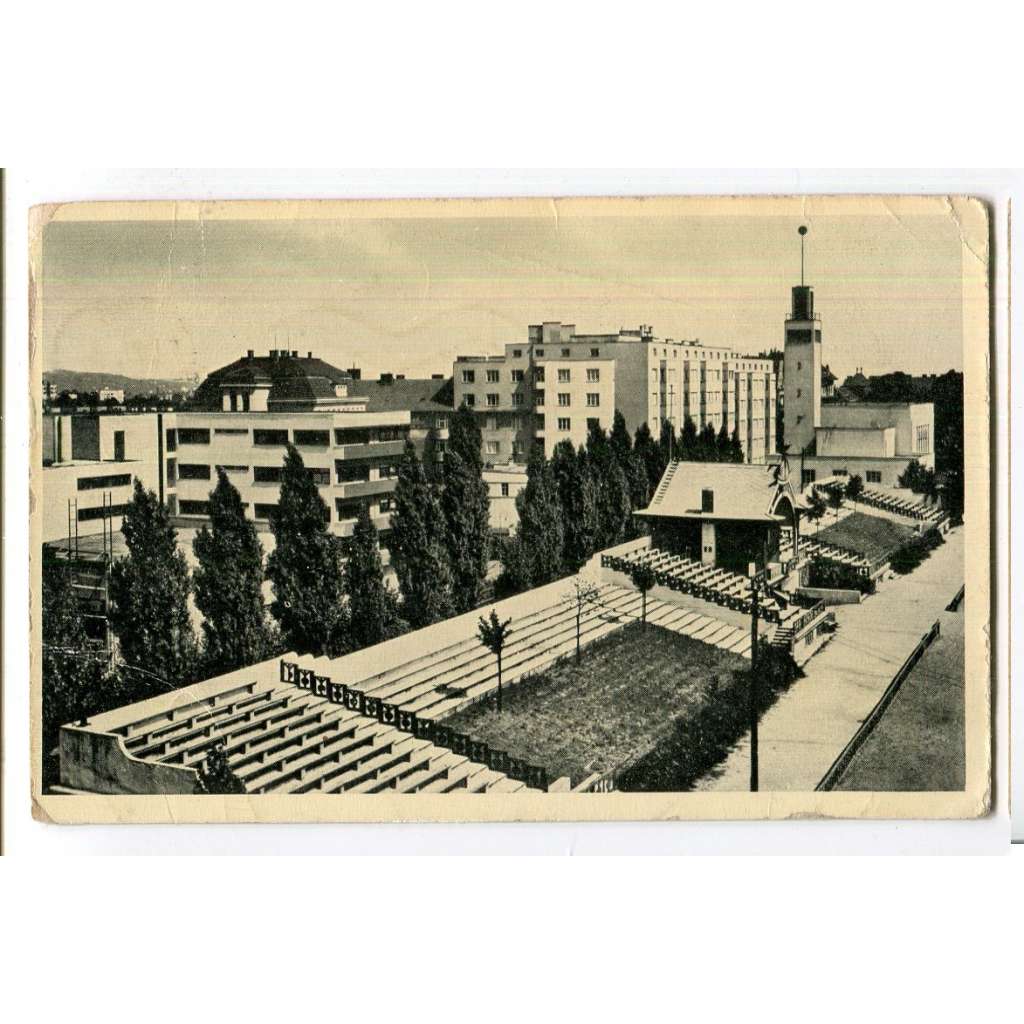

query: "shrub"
left=615, top=642, right=800, bottom=792
left=890, top=526, right=944, bottom=575
left=807, top=556, right=876, bottom=595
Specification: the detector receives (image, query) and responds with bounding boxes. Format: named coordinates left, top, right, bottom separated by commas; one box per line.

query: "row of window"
left=169, top=426, right=409, bottom=447
left=804, top=469, right=884, bottom=486
left=177, top=496, right=395, bottom=522
left=77, top=472, right=132, bottom=492
left=174, top=462, right=392, bottom=486
left=461, top=366, right=600, bottom=385
left=78, top=503, right=130, bottom=522
left=484, top=440, right=525, bottom=457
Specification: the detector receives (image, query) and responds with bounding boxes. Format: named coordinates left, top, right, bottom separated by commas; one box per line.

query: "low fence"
left=279, top=659, right=551, bottom=791
left=815, top=617, right=943, bottom=791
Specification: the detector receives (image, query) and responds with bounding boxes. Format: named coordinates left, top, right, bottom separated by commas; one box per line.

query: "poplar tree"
left=193, top=468, right=277, bottom=675
left=42, top=559, right=111, bottom=758
left=441, top=449, right=491, bottom=614
left=609, top=410, right=632, bottom=464
left=266, top=445, right=347, bottom=656
left=633, top=421, right=665, bottom=497
left=730, top=429, right=744, bottom=463
left=716, top=422, right=732, bottom=461
left=587, top=421, right=631, bottom=549
left=550, top=440, right=599, bottom=571
left=109, top=479, right=196, bottom=689
left=388, top=440, right=455, bottom=628
left=345, top=504, right=405, bottom=649
left=509, top=446, right=565, bottom=587
left=679, top=417, right=698, bottom=460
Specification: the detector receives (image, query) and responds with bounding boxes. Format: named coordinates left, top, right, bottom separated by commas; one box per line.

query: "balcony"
left=334, top=477, right=398, bottom=499
left=335, top=512, right=392, bottom=537
left=334, top=439, right=406, bottom=460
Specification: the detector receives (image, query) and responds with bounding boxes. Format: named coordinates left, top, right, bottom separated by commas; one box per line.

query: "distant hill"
left=42, top=369, right=198, bottom=397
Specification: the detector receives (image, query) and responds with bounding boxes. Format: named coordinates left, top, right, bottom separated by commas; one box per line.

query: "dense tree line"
left=498, top=412, right=745, bottom=596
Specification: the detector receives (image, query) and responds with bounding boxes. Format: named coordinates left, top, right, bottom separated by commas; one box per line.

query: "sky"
left=39, top=199, right=967, bottom=385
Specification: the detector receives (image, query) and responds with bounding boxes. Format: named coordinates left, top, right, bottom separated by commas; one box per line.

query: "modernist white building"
left=42, top=351, right=454, bottom=552
left=454, top=322, right=777, bottom=465
left=782, top=283, right=934, bottom=490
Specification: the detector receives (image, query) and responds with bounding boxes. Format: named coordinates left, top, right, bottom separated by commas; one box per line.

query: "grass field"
left=816, top=511, right=916, bottom=563
left=836, top=608, right=964, bottom=791
left=443, top=622, right=749, bottom=786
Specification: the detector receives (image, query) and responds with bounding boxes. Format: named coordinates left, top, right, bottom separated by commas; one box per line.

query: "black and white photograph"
left=29, top=194, right=990, bottom=822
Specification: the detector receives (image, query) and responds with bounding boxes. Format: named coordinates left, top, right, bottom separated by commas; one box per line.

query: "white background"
left=1, top=6, right=1022, bottom=1021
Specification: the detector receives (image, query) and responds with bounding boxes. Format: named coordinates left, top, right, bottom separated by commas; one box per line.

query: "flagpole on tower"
left=798, top=224, right=808, bottom=287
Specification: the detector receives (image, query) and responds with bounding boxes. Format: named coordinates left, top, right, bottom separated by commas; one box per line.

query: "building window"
left=701, top=488, right=714, bottom=513
left=833, top=468, right=848, bottom=476
left=558, top=368, right=571, bottom=383
left=253, top=465, right=284, bottom=484
left=77, top=472, right=132, bottom=491
left=586, top=417, right=600, bottom=431
left=214, top=427, right=249, bottom=436
left=335, top=461, right=370, bottom=483
left=377, top=463, right=398, bottom=479
left=796, top=389, right=801, bottom=398
left=293, top=429, right=330, bottom=446
left=177, top=428, right=211, bottom=445
left=535, top=390, right=545, bottom=406
left=253, top=429, right=289, bottom=446
left=557, top=417, right=571, bottom=431
left=165, top=429, right=177, bottom=452
left=534, top=367, right=545, bottom=382
left=590, top=348, right=600, bottom=357
left=486, top=369, right=500, bottom=383
left=465, top=394, right=475, bottom=407
left=867, top=470, right=882, bottom=484
left=307, top=467, right=331, bottom=486
left=178, top=500, right=210, bottom=517
left=486, top=393, right=499, bottom=407
left=335, top=428, right=371, bottom=446
left=586, top=393, right=600, bottom=407
left=561, top=347, right=571, bottom=357
left=916, top=425, right=930, bottom=452
left=513, top=349, right=522, bottom=358
left=801, top=469, right=816, bottom=487
left=495, top=482, right=507, bottom=497
left=587, top=368, right=600, bottom=383
left=379, top=497, right=394, bottom=513
left=177, top=464, right=212, bottom=481
left=486, top=415, right=497, bottom=431
left=435, top=415, right=449, bottom=430
left=217, top=464, right=248, bottom=474
left=797, top=362, right=802, bottom=371
left=254, top=503, right=280, bottom=520
left=335, top=499, right=362, bottom=521
left=486, top=440, right=499, bottom=456
left=512, top=393, right=524, bottom=407
left=511, top=369, right=524, bottom=382
left=535, top=348, right=544, bottom=357
left=558, top=393, right=571, bottom=407
left=462, top=369, right=475, bottom=383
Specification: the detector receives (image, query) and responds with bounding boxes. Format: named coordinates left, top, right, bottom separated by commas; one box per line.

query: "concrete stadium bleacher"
left=858, top=488, right=948, bottom=526
left=109, top=675, right=528, bottom=795
left=601, top=547, right=804, bottom=629
left=61, top=564, right=768, bottom=796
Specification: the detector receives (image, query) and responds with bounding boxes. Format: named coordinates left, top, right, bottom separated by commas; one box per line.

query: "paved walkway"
left=693, top=526, right=965, bottom=792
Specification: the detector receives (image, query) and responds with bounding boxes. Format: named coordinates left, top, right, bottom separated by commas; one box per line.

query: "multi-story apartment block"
left=42, top=352, right=456, bottom=559
left=454, top=322, right=777, bottom=464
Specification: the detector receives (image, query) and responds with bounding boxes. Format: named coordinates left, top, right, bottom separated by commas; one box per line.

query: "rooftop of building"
left=353, top=376, right=453, bottom=414
left=637, top=461, right=795, bottom=523
left=187, top=350, right=353, bottom=411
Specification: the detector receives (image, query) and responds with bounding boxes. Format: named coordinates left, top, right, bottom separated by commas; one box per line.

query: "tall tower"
left=783, top=226, right=821, bottom=456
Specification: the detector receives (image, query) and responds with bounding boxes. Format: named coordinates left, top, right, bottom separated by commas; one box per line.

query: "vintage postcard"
left=29, top=194, right=990, bottom=823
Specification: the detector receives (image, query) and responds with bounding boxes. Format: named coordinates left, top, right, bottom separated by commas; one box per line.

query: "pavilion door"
left=701, top=522, right=716, bottom=566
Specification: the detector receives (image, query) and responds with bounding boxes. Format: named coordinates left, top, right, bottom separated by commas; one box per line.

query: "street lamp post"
left=748, top=561, right=764, bottom=792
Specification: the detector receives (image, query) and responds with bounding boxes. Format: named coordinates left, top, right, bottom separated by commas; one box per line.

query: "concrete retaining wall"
left=798, top=586, right=863, bottom=606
